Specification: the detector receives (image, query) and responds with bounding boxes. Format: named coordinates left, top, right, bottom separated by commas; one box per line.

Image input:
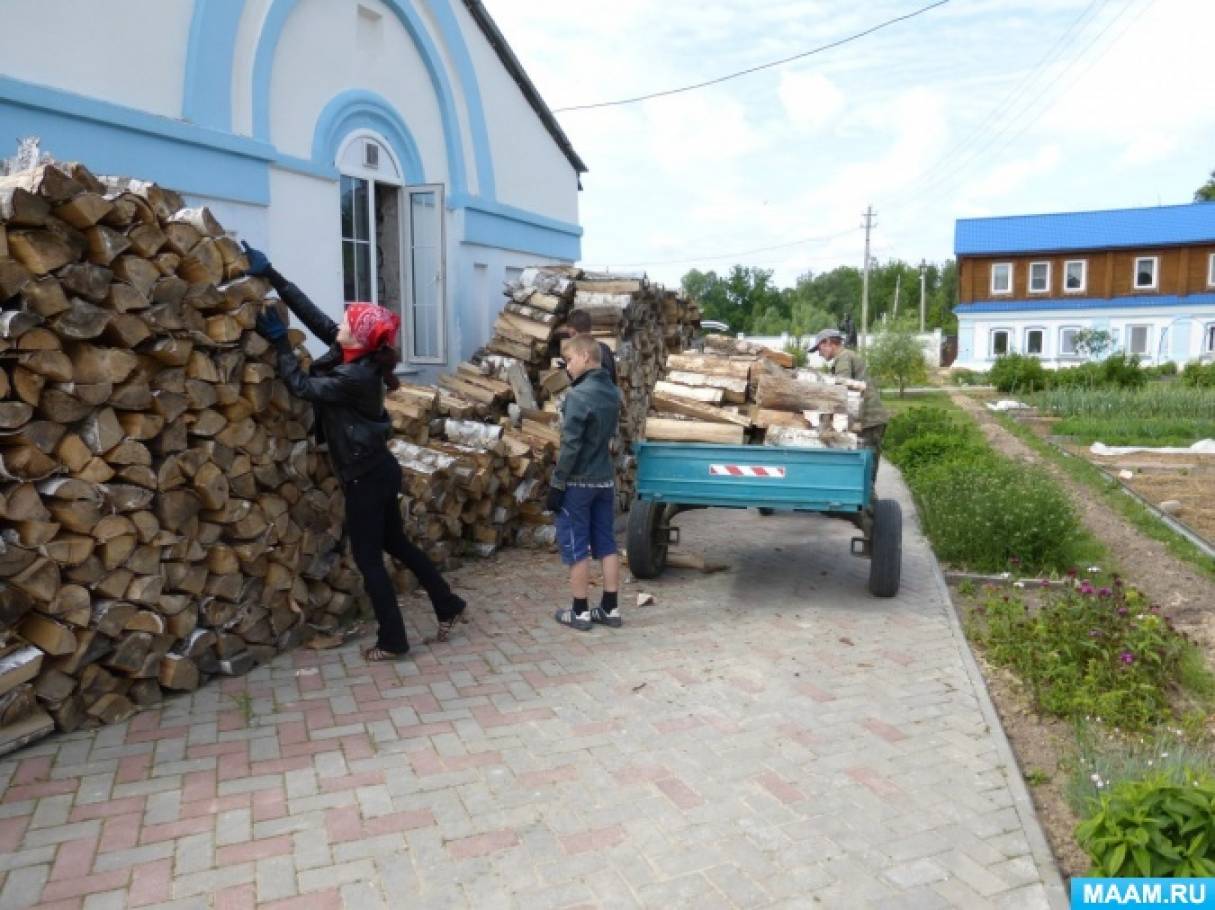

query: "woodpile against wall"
left=645, top=335, right=870, bottom=448
left=0, top=161, right=699, bottom=750
left=0, top=164, right=368, bottom=750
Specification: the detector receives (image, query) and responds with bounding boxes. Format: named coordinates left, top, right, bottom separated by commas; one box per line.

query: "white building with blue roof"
left=953, top=202, right=1215, bottom=371
left=0, top=0, right=586, bottom=379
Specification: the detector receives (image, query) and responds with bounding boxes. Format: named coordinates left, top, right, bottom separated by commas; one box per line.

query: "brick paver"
left=0, top=468, right=1066, bottom=908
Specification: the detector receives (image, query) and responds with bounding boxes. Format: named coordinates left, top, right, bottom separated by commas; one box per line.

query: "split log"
left=644, top=418, right=746, bottom=445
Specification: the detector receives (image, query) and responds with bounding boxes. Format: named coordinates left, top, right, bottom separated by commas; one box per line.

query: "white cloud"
left=778, top=70, right=845, bottom=130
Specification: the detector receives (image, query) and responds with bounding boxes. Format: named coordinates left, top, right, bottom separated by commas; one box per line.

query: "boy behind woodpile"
left=545, top=334, right=622, bottom=631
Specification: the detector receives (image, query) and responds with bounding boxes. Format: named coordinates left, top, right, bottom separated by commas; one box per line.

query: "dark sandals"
left=362, top=645, right=409, bottom=662
left=435, top=598, right=469, bottom=643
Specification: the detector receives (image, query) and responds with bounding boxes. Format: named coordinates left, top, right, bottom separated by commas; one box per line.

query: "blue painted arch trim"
left=310, top=90, right=426, bottom=185
left=182, top=0, right=246, bottom=130
left=252, top=0, right=493, bottom=200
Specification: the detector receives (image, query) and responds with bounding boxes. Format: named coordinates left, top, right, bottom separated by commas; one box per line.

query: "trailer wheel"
left=757, top=507, right=775, bottom=516
left=868, top=498, right=902, bottom=597
left=627, top=499, right=668, bottom=579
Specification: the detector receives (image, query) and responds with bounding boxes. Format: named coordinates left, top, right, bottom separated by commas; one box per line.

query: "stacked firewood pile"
left=645, top=335, right=868, bottom=448
left=0, top=163, right=368, bottom=748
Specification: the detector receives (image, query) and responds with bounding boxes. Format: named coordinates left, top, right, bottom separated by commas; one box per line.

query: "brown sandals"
left=362, top=645, right=408, bottom=662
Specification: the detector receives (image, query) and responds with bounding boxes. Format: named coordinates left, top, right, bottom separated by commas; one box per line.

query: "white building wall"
left=453, top=1, right=580, bottom=222
left=0, top=0, right=191, bottom=119
left=955, top=307, right=1215, bottom=370
left=232, top=0, right=276, bottom=137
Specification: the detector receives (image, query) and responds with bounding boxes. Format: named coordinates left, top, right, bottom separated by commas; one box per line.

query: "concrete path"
left=0, top=468, right=1066, bottom=909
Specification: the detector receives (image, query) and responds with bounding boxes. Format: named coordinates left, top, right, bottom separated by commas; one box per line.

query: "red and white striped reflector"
left=708, top=464, right=787, bottom=478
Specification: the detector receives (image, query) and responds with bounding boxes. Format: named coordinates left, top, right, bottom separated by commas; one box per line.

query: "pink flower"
left=1120, top=651, right=1135, bottom=665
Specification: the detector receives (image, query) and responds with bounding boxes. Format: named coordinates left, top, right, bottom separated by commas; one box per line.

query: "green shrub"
left=915, top=457, right=1081, bottom=573
left=971, top=584, right=1190, bottom=729
left=1183, top=361, right=1215, bottom=388
left=883, top=406, right=964, bottom=452
left=949, top=368, right=989, bottom=386
left=1154, top=361, right=1179, bottom=377
left=782, top=342, right=809, bottom=369
left=1076, top=772, right=1215, bottom=876
left=1098, top=353, right=1148, bottom=389
left=887, top=432, right=988, bottom=481
left=990, top=353, right=1048, bottom=393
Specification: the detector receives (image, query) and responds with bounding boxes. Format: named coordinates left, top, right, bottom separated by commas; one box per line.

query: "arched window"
left=337, top=132, right=445, bottom=364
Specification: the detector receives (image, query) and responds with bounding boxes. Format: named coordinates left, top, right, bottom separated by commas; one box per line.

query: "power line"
left=551, top=0, right=951, bottom=113
left=591, top=227, right=860, bottom=268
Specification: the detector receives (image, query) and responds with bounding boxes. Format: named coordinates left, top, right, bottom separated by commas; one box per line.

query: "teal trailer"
left=626, top=441, right=902, bottom=596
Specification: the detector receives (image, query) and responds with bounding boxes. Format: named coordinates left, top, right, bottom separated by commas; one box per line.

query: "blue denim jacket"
left=553, top=367, right=620, bottom=489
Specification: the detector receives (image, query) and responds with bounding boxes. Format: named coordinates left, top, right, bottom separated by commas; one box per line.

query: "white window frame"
left=1204, top=322, right=1215, bottom=353
left=335, top=132, right=447, bottom=366
left=1064, top=259, right=1087, bottom=294
left=1126, top=324, right=1151, bottom=356
left=1059, top=326, right=1082, bottom=358
left=1207, top=253, right=1215, bottom=288
left=1133, top=256, right=1159, bottom=290
left=1023, top=326, right=1045, bottom=356
left=1028, top=261, right=1050, bottom=294
left=990, top=327, right=1012, bottom=358
left=404, top=184, right=447, bottom=364
left=990, top=262, right=1013, bottom=295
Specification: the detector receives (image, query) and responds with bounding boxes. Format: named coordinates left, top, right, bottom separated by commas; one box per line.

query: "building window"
left=1064, top=260, right=1086, bottom=293
left=990, top=328, right=1011, bottom=357
left=1205, top=323, right=1215, bottom=353
left=1028, top=262, right=1050, bottom=294
left=991, top=263, right=1012, bottom=295
left=1127, top=324, right=1150, bottom=355
left=1133, top=256, right=1158, bottom=290
left=1208, top=254, right=1215, bottom=287
left=1024, top=328, right=1044, bottom=355
left=1059, top=326, right=1081, bottom=357
left=337, top=134, right=446, bottom=364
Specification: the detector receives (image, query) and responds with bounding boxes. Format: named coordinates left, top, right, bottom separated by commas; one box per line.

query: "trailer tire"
left=868, top=498, right=902, bottom=597
left=757, top=507, right=775, bottom=516
left=627, top=499, right=667, bottom=579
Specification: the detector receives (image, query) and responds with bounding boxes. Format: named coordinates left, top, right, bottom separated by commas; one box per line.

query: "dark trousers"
left=861, top=424, right=887, bottom=483
left=344, top=457, right=461, bottom=652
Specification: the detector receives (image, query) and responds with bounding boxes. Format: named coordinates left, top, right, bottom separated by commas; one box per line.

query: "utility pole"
left=860, top=205, right=875, bottom=351
left=918, top=259, right=927, bottom=333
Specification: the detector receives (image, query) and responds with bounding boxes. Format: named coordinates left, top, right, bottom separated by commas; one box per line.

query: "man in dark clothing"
left=561, top=309, right=617, bottom=384
left=545, top=334, right=622, bottom=631
left=242, top=242, right=466, bottom=661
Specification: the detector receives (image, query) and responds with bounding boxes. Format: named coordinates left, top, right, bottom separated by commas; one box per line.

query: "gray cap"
left=809, top=328, right=845, bottom=353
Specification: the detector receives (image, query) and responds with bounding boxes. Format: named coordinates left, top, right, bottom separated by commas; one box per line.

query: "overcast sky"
left=489, top=0, right=1210, bottom=288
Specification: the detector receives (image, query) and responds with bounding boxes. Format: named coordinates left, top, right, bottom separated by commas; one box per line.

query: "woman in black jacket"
left=242, top=243, right=466, bottom=661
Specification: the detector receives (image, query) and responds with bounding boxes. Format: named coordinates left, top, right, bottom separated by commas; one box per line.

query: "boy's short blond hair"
left=561, top=333, right=601, bottom=363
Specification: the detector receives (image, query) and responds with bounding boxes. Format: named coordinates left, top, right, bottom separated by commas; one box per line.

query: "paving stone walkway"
left=0, top=468, right=1067, bottom=909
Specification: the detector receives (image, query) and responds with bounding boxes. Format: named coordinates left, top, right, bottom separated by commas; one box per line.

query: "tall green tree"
left=1196, top=170, right=1215, bottom=202
left=867, top=318, right=928, bottom=397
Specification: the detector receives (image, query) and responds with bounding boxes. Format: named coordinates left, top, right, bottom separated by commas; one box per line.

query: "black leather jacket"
left=265, top=270, right=393, bottom=484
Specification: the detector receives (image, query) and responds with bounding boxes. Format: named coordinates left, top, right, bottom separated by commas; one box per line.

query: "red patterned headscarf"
left=342, top=303, right=400, bottom=363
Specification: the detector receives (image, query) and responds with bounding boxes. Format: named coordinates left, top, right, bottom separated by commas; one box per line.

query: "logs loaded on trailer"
left=643, top=335, right=870, bottom=448
left=0, top=162, right=369, bottom=752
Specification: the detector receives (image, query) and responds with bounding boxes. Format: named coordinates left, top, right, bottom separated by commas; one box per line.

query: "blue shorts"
left=554, top=485, right=617, bottom=566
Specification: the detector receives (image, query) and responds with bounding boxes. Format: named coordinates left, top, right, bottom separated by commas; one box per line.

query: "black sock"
left=572, top=597, right=589, bottom=618
left=601, top=591, right=618, bottom=614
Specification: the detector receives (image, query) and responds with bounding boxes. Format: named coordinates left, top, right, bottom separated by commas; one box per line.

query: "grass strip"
left=992, top=412, right=1215, bottom=580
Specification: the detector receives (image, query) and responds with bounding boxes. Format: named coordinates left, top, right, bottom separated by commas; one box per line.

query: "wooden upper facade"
left=959, top=245, right=1215, bottom=303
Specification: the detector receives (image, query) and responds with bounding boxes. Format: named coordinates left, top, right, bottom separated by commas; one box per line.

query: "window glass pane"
left=993, top=331, right=1009, bottom=355
left=1206, top=325, right=1215, bottom=351
left=355, top=241, right=371, bottom=302
left=1135, top=259, right=1155, bottom=287
left=1065, top=262, right=1084, bottom=289
left=1030, top=264, right=1048, bottom=290
left=1209, top=255, right=1215, bottom=286
left=340, top=176, right=373, bottom=304
left=340, top=175, right=356, bottom=239
left=409, top=189, right=442, bottom=360
left=1129, top=326, right=1148, bottom=354
left=353, top=179, right=370, bottom=242
left=1061, top=329, right=1077, bottom=354
left=342, top=241, right=357, bottom=301
left=1026, top=330, right=1043, bottom=354
left=992, top=265, right=1010, bottom=292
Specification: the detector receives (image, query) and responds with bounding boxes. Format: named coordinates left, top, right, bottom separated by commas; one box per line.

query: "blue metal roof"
left=955, top=294, right=1215, bottom=315
left=955, top=203, right=1215, bottom=255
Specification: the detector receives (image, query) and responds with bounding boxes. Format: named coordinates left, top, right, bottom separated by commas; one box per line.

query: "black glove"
left=545, top=486, right=565, bottom=513
left=255, top=307, right=288, bottom=344
left=240, top=240, right=272, bottom=277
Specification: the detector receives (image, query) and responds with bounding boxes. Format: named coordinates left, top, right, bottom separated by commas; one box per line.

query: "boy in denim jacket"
left=545, top=334, right=622, bottom=630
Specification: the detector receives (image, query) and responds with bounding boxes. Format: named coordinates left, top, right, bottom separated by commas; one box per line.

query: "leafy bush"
left=887, top=432, right=988, bottom=481
left=782, top=342, right=808, bottom=369
left=990, top=353, right=1048, bottom=394
left=883, top=406, right=964, bottom=452
left=949, top=368, right=989, bottom=386
left=1151, top=361, right=1179, bottom=377
left=915, top=457, right=1082, bottom=573
left=1183, top=361, right=1215, bottom=388
left=1076, top=772, right=1215, bottom=876
left=1098, top=353, right=1148, bottom=389
left=867, top=319, right=928, bottom=396
left=971, top=584, right=1191, bottom=729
